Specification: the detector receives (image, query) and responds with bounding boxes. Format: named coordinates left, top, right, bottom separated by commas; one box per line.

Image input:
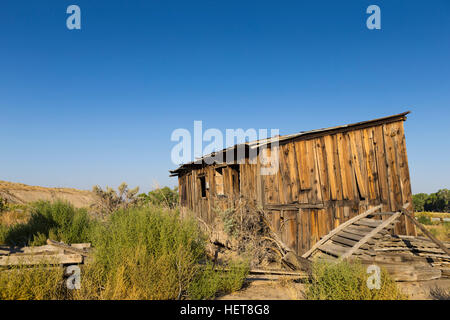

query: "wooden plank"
left=354, top=130, right=370, bottom=198
left=394, top=123, right=416, bottom=236
left=331, top=235, right=358, bottom=247
left=272, top=210, right=281, bottom=236
left=47, top=239, right=90, bottom=257
left=279, top=144, right=293, bottom=203
left=317, top=209, right=328, bottom=240
left=362, top=128, right=379, bottom=200
left=246, top=268, right=308, bottom=277
left=14, top=245, right=63, bottom=255
left=336, top=133, right=352, bottom=200
left=337, top=230, right=369, bottom=242
left=263, top=148, right=279, bottom=204
left=276, top=159, right=287, bottom=204
left=331, top=134, right=344, bottom=201
left=320, top=242, right=348, bottom=257
left=295, top=140, right=311, bottom=190
left=353, top=218, right=383, bottom=228
left=323, top=135, right=338, bottom=200
left=314, top=138, right=331, bottom=201
left=344, top=225, right=376, bottom=236
left=0, top=253, right=83, bottom=266
left=297, top=210, right=304, bottom=255
left=285, top=210, right=298, bottom=252
left=340, top=211, right=403, bottom=260
left=264, top=203, right=324, bottom=210
left=373, top=125, right=390, bottom=209
left=360, top=261, right=442, bottom=282
left=287, top=143, right=301, bottom=203
left=304, top=140, right=319, bottom=204
left=348, top=130, right=367, bottom=198
left=388, top=123, right=407, bottom=234
left=383, top=124, right=403, bottom=212
left=344, top=133, right=360, bottom=201
left=302, top=204, right=382, bottom=258
left=303, top=208, right=311, bottom=253
left=311, top=251, right=337, bottom=263
left=311, top=140, right=323, bottom=203
left=309, top=209, right=318, bottom=245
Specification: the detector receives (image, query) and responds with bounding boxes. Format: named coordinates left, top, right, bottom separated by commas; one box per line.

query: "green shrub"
left=139, top=187, right=179, bottom=209
left=417, top=214, right=432, bottom=225
left=0, top=204, right=248, bottom=300
left=305, top=260, right=406, bottom=300
left=73, top=206, right=247, bottom=300
left=3, top=200, right=94, bottom=246
left=188, top=260, right=249, bottom=300
left=218, top=208, right=237, bottom=237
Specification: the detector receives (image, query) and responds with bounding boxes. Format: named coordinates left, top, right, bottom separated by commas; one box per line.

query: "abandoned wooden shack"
left=170, top=112, right=417, bottom=256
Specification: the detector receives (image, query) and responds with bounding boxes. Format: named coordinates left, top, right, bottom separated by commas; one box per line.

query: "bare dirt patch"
left=218, top=276, right=306, bottom=300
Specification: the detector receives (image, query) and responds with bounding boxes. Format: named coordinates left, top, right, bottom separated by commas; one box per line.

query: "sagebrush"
left=2, top=200, right=94, bottom=246
left=304, top=260, right=406, bottom=300
left=0, top=202, right=249, bottom=300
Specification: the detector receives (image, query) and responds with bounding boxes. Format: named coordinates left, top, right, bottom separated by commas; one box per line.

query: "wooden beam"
left=264, top=203, right=324, bottom=211
left=47, top=239, right=91, bottom=257
left=340, top=211, right=402, bottom=260
left=218, top=267, right=308, bottom=278
left=302, top=205, right=382, bottom=259
left=0, top=253, right=83, bottom=266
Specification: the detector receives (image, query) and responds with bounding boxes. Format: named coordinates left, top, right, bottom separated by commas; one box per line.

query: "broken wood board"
left=0, top=240, right=91, bottom=267
left=0, top=253, right=83, bottom=266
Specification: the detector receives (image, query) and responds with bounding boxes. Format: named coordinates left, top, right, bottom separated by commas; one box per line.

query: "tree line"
left=412, top=189, right=449, bottom=213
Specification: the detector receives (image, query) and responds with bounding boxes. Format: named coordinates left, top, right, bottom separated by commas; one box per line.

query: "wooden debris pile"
left=370, top=234, right=450, bottom=279
left=297, top=204, right=450, bottom=282
left=0, top=239, right=91, bottom=267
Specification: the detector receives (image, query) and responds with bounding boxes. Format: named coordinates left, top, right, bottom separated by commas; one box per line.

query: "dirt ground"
left=218, top=276, right=450, bottom=300
left=218, top=275, right=307, bottom=300
left=397, top=279, right=450, bottom=300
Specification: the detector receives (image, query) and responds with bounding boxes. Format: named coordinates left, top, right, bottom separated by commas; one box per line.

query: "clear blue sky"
left=0, top=0, right=449, bottom=194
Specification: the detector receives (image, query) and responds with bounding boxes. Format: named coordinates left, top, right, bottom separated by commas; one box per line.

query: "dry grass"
left=415, top=212, right=450, bottom=241
left=0, top=209, right=30, bottom=226
left=0, top=264, right=67, bottom=300
left=415, top=211, right=450, bottom=219
left=419, top=224, right=450, bottom=241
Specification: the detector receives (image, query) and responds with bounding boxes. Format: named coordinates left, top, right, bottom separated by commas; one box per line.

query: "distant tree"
left=139, top=186, right=179, bottom=209
left=412, top=193, right=428, bottom=212
left=91, top=182, right=140, bottom=217
left=421, top=189, right=449, bottom=213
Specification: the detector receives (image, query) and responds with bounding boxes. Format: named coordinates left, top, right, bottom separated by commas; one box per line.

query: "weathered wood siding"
left=178, top=119, right=416, bottom=255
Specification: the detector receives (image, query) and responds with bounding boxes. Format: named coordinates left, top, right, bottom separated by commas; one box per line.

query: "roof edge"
left=169, top=111, right=411, bottom=176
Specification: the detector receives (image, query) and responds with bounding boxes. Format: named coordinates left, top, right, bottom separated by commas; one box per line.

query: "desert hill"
left=0, top=180, right=96, bottom=208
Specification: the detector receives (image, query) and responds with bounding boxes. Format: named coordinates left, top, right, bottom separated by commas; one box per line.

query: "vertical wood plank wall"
left=178, top=119, right=416, bottom=256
